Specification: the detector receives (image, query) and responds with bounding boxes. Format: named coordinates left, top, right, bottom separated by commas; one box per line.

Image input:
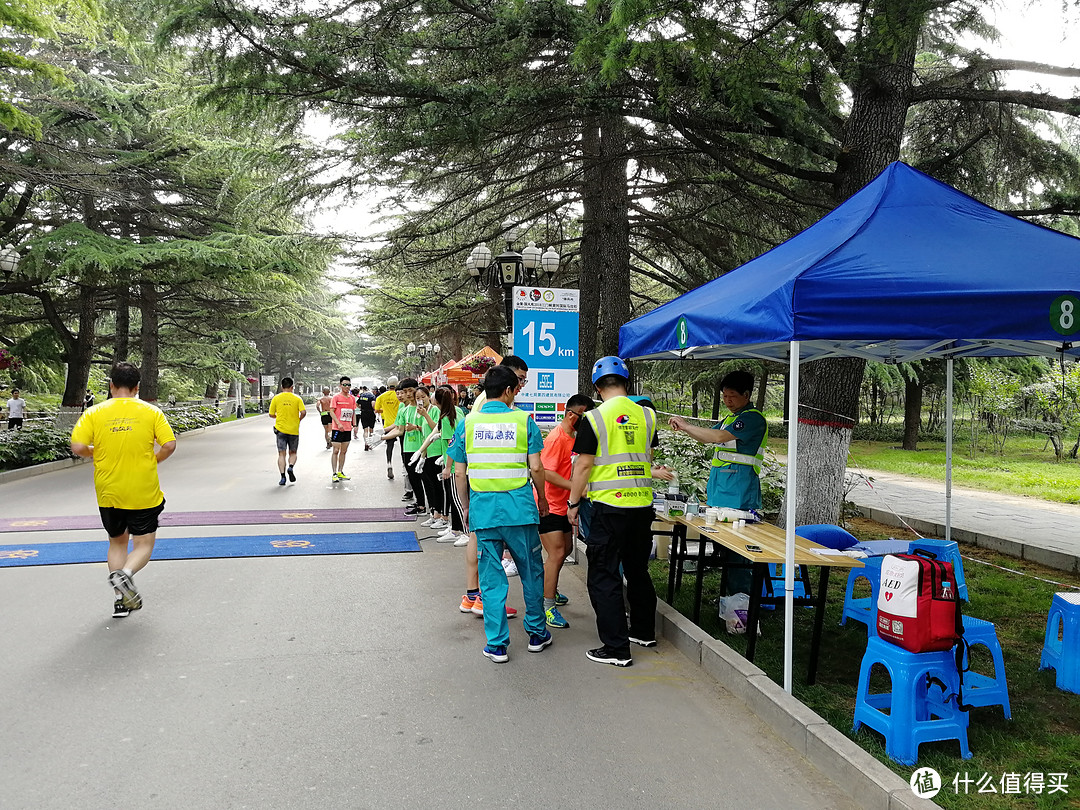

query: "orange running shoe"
left=470, top=593, right=518, bottom=618
left=459, top=593, right=477, bottom=613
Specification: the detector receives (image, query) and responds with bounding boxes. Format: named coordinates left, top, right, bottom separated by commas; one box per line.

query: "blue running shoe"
left=545, top=606, right=569, bottom=629
left=528, top=629, right=553, bottom=652
left=483, top=645, right=508, bottom=663
left=555, top=592, right=569, bottom=606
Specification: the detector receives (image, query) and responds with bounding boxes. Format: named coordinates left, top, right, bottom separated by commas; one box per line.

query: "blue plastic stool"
left=840, top=557, right=883, bottom=635
left=760, top=564, right=809, bottom=609
left=854, top=636, right=972, bottom=765
left=1040, top=592, right=1080, bottom=694
left=909, top=539, right=968, bottom=602
left=959, top=616, right=1011, bottom=718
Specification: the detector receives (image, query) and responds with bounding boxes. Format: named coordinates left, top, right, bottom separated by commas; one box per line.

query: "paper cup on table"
left=704, top=508, right=718, bottom=527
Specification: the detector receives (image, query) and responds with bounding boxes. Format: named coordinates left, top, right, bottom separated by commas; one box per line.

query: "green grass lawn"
left=651, top=518, right=1080, bottom=809
left=769, top=434, right=1080, bottom=505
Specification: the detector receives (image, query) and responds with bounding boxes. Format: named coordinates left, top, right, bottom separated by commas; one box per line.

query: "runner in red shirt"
left=330, top=376, right=355, bottom=481
left=536, top=394, right=595, bottom=628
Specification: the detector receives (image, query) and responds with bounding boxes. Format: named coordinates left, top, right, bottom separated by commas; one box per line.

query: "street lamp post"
left=466, top=223, right=560, bottom=341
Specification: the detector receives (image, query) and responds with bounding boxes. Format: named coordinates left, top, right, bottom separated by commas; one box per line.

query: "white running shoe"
left=453, top=534, right=470, bottom=547
left=436, top=529, right=457, bottom=543
left=502, top=557, right=519, bottom=577
left=420, top=516, right=438, bottom=527
left=430, top=518, right=449, bottom=530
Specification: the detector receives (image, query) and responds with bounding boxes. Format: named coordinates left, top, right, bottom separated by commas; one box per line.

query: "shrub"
left=163, top=404, right=220, bottom=433
left=0, top=424, right=77, bottom=470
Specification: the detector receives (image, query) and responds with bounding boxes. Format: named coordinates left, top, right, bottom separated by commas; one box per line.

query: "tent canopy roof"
left=620, top=162, right=1080, bottom=364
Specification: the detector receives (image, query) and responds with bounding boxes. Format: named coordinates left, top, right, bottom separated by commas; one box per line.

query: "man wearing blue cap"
left=567, top=356, right=673, bottom=667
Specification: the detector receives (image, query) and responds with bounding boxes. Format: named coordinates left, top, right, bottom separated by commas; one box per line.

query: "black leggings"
left=444, top=477, right=464, bottom=531
left=420, top=458, right=444, bottom=514
left=384, top=436, right=397, bottom=463
left=447, top=474, right=468, bottom=533
left=402, top=451, right=426, bottom=508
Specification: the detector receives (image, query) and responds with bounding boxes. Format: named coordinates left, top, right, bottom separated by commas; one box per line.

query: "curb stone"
left=568, top=537, right=937, bottom=808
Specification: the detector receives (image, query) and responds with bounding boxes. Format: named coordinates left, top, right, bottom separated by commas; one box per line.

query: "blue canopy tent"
left=620, top=161, right=1080, bottom=691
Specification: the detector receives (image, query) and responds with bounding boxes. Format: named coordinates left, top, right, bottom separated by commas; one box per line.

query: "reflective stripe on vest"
left=585, top=398, right=656, bottom=508
left=711, top=407, right=767, bottom=476
left=464, top=409, right=531, bottom=492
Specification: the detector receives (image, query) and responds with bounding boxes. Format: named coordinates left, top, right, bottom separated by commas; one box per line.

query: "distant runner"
left=269, top=376, right=306, bottom=486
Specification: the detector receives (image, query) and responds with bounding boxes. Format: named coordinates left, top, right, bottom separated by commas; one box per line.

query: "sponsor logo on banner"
left=538, top=372, right=554, bottom=390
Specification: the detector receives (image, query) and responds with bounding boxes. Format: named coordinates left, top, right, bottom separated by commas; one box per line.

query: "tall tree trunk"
left=114, top=285, right=130, bottom=362
left=786, top=0, right=922, bottom=526
left=755, top=373, right=768, bottom=411
left=578, top=120, right=601, bottom=393
left=902, top=374, right=923, bottom=450
left=595, top=113, right=630, bottom=359
left=712, top=373, right=723, bottom=421
left=139, top=281, right=160, bottom=401
left=60, top=285, right=97, bottom=408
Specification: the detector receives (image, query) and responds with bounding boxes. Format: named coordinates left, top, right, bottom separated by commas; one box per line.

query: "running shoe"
left=337, top=471, right=350, bottom=480
left=586, top=647, right=633, bottom=667
left=459, top=593, right=478, bottom=613
left=287, top=466, right=296, bottom=482
left=420, top=516, right=438, bottom=527
left=430, top=519, right=449, bottom=530
left=528, top=629, right=553, bottom=653
left=401, top=491, right=414, bottom=501
left=502, top=557, right=519, bottom=578
left=436, top=529, right=458, bottom=543
left=482, top=645, right=508, bottom=664
left=629, top=636, right=658, bottom=648
left=387, top=466, right=394, bottom=480
left=545, top=607, right=569, bottom=629
left=108, top=570, right=142, bottom=611
left=453, top=534, right=470, bottom=547
left=404, top=505, right=424, bottom=516
left=470, top=594, right=517, bottom=618
left=112, top=599, right=130, bottom=618
left=279, top=474, right=287, bottom=486
left=555, top=592, right=569, bottom=606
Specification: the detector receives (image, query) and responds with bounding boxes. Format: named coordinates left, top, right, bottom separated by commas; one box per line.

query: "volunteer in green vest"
left=567, top=356, right=672, bottom=668
left=668, top=369, right=768, bottom=595
left=448, top=364, right=552, bottom=664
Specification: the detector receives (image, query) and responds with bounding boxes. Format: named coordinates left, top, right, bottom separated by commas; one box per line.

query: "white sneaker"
left=453, top=534, right=470, bottom=547
left=436, top=529, right=457, bottom=543
left=502, top=557, right=519, bottom=577
left=430, top=518, right=449, bottom=530
left=421, top=516, right=438, bottom=527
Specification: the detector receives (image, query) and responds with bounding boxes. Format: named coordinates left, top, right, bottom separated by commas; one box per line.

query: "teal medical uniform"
left=706, top=405, right=767, bottom=511
left=448, top=401, right=546, bottom=647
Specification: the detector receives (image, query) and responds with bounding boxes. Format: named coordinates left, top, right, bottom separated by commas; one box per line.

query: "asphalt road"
left=1, top=416, right=859, bottom=809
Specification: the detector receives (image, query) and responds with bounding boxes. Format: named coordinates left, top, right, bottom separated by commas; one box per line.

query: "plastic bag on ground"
left=718, top=593, right=760, bottom=636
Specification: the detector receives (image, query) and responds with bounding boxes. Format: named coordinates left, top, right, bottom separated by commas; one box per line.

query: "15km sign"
left=511, top=286, right=580, bottom=425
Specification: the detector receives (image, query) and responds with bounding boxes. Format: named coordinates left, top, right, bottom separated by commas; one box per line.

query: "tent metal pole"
left=945, top=357, right=953, bottom=544
left=783, top=340, right=800, bottom=694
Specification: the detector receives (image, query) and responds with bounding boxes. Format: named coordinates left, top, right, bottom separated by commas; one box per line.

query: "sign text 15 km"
left=512, top=287, right=580, bottom=425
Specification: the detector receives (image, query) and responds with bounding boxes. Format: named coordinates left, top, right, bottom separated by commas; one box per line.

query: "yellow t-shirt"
left=375, top=389, right=400, bottom=424
left=70, top=397, right=176, bottom=509
left=269, top=391, right=306, bottom=435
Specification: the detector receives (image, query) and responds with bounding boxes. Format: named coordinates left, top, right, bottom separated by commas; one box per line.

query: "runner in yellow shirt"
left=374, top=377, right=402, bottom=482
left=268, top=376, right=306, bottom=486
left=70, top=362, right=177, bottom=618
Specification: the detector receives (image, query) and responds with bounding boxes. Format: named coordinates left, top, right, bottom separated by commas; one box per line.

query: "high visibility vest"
left=464, top=408, right=531, bottom=492
left=711, top=407, right=768, bottom=476
left=584, top=397, right=656, bottom=508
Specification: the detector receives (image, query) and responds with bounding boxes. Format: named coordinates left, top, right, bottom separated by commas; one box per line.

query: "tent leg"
left=784, top=341, right=800, bottom=694
left=946, top=357, right=953, bottom=544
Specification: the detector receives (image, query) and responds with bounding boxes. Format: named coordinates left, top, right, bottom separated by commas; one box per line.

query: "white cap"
left=387, top=376, right=399, bottom=387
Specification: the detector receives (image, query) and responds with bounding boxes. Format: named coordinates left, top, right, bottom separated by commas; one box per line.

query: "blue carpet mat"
left=0, top=532, right=420, bottom=568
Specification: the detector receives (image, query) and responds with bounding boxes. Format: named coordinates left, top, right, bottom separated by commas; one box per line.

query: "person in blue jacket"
left=448, top=364, right=552, bottom=663
left=668, top=370, right=767, bottom=594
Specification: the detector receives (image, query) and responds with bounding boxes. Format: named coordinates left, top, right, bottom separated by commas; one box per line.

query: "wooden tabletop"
left=661, top=514, right=864, bottom=569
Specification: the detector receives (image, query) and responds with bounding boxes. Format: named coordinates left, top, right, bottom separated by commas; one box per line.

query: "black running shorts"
left=331, top=429, right=352, bottom=443
left=539, top=512, right=572, bottom=535
left=100, top=499, right=166, bottom=538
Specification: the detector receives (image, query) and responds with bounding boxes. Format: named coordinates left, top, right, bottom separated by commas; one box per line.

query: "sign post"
left=512, top=286, right=580, bottom=426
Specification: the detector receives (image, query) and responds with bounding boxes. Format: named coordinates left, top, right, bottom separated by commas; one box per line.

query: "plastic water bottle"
left=686, top=492, right=700, bottom=517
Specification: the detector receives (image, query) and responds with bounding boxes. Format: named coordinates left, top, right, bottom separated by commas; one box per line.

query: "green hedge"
left=0, top=405, right=221, bottom=471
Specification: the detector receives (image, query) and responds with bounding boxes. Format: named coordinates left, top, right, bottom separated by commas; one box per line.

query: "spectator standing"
left=537, top=393, right=595, bottom=629
left=5, top=388, right=25, bottom=430
left=449, top=365, right=551, bottom=663
left=269, top=376, right=306, bottom=486
left=69, top=362, right=176, bottom=618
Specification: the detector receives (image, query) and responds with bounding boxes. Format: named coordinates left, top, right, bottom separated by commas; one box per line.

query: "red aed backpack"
left=876, top=550, right=963, bottom=653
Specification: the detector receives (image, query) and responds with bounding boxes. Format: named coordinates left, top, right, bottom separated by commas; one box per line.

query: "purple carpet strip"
left=0, top=508, right=414, bottom=533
